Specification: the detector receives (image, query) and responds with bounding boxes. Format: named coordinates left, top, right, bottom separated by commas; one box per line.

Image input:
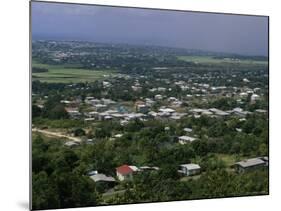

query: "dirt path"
left=32, top=128, right=81, bottom=142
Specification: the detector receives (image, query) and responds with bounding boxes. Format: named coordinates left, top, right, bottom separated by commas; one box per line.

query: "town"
left=32, top=40, right=269, bottom=209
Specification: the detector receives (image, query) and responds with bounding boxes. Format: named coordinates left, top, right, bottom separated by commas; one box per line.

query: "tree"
left=32, top=105, right=42, bottom=118
left=32, top=171, right=60, bottom=210
left=158, top=165, right=180, bottom=180
left=74, top=128, right=86, bottom=137
left=48, top=104, right=69, bottom=119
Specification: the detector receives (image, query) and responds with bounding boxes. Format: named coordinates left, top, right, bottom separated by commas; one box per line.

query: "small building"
left=89, top=174, right=116, bottom=183
left=65, top=107, right=81, bottom=119
left=132, top=85, right=142, bottom=92
left=169, top=112, right=187, bottom=120
left=145, top=98, right=156, bottom=107
left=168, top=97, right=178, bottom=102
left=233, top=157, right=267, bottom=173
left=159, top=108, right=175, bottom=113
left=232, top=107, right=251, bottom=117
left=104, top=115, right=113, bottom=120
left=259, top=156, right=269, bottom=166
left=102, top=81, right=111, bottom=88
left=183, top=128, right=193, bottom=133
left=94, top=104, right=107, bottom=112
left=89, top=99, right=101, bottom=105
left=236, top=128, right=242, bottom=132
left=178, top=136, right=196, bottom=144
left=157, top=87, right=166, bottom=92
left=139, top=166, right=160, bottom=171
left=86, top=139, right=94, bottom=144
left=114, top=134, right=123, bottom=138
left=116, top=165, right=138, bottom=181
left=120, top=120, right=129, bottom=126
left=164, top=126, right=170, bottom=131
left=179, top=164, right=201, bottom=176
left=251, top=94, right=260, bottom=102
left=255, top=109, right=267, bottom=114
left=101, top=98, right=116, bottom=105
left=209, top=108, right=230, bottom=117
left=155, top=94, right=163, bottom=100
left=87, top=170, right=98, bottom=176
left=64, top=141, right=80, bottom=148
left=136, top=104, right=149, bottom=113
left=243, top=78, right=250, bottom=83
left=84, top=118, right=95, bottom=122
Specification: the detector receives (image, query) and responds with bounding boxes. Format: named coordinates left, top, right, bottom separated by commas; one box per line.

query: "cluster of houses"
left=88, top=163, right=200, bottom=185
left=88, top=164, right=160, bottom=185
left=189, top=107, right=262, bottom=118
left=87, top=156, right=269, bottom=189
left=61, top=93, right=266, bottom=125
left=54, top=72, right=267, bottom=126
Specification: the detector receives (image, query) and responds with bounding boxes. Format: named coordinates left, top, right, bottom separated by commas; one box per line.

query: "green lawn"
left=177, top=55, right=268, bottom=65
left=191, top=153, right=242, bottom=167
left=180, top=174, right=201, bottom=182
left=32, top=61, right=116, bottom=83
left=216, top=154, right=241, bottom=167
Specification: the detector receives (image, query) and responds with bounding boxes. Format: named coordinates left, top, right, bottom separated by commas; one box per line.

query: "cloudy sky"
left=32, top=1, right=268, bottom=56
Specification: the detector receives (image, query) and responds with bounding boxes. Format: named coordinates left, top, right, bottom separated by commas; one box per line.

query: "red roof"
left=116, top=165, right=133, bottom=175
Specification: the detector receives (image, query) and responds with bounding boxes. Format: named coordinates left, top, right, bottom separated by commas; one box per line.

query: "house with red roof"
left=116, top=164, right=139, bottom=181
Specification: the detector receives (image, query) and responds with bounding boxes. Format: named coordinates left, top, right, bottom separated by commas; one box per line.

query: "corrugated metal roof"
left=89, top=174, right=116, bottom=182
left=180, top=163, right=201, bottom=170
left=236, top=158, right=265, bottom=168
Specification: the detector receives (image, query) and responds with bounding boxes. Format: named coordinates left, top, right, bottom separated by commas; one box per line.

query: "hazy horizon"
left=32, top=2, right=269, bottom=56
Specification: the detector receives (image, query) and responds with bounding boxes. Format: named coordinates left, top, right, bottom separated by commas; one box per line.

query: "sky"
left=31, top=2, right=268, bottom=56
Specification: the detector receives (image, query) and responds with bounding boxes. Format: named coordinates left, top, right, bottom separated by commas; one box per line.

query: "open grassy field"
left=32, top=61, right=116, bottom=83
left=216, top=153, right=241, bottom=167
left=177, top=55, right=268, bottom=65
left=191, top=153, right=242, bottom=167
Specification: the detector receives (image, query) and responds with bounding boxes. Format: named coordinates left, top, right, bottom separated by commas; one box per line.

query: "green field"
left=32, top=61, right=116, bottom=83
left=177, top=55, right=268, bottom=65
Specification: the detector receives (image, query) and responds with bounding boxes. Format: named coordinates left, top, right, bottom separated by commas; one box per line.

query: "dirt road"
left=32, top=128, right=81, bottom=142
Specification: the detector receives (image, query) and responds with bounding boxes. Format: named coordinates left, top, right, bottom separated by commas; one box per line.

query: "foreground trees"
left=32, top=136, right=100, bottom=210
left=32, top=129, right=268, bottom=209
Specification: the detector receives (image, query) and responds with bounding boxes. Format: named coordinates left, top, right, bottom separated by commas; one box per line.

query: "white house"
left=179, top=164, right=201, bottom=176
left=183, top=128, right=193, bottom=133
left=155, top=94, right=163, bottom=100
left=64, top=141, right=80, bottom=148
left=178, top=136, right=196, bottom=144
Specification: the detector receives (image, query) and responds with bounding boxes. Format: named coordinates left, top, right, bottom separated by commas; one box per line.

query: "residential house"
left=178, top=136, right=196, bottom=144
left=179, top=164, right=201, bottom=176
left=233, top=157, right=268, bottom=173
left=139, top=166, right=160, bottom=171
left=155, top=94, right=163, bottom=100
left=116, top=165, right=139, bottom=181
left=136, top=104, right=149, bottom=114
left=87, top=170, right=98, bottom=176
left=65, top=107, right=81, bottom=119
left=89, top=173, right=116, bottom=184
left=183, top=128, right=193, bottom=133
left=64, top=141, right=80, bottom=148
